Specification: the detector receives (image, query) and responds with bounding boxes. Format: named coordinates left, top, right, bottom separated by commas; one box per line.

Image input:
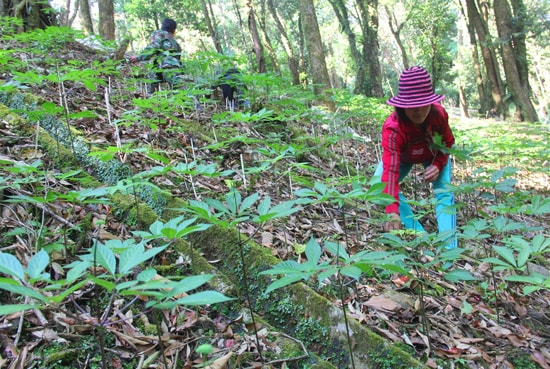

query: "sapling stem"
left=183, top=151, right=198, bottom=200
left=240, top=153, right=247, bottom=187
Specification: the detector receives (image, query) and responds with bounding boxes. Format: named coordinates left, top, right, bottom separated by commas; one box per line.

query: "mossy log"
left=0, top=90, right=426, bottom=368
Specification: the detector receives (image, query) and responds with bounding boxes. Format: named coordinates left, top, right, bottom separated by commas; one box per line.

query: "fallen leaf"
left=207, top=351, right=233, bottom=369
left=364, top=295, right=401, bottom=313
left=532, top=351, right=550, bottom=369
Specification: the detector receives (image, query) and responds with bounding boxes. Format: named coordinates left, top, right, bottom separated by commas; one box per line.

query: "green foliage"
left=0, top=230, right=232, bottom=316
left=260, top=237, right=403, bottom=293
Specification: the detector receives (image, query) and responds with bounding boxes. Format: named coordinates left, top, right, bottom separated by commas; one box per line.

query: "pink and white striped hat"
left=386, top=66, right=445, bottom=108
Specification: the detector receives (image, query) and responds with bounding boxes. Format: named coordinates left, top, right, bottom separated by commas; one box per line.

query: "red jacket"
left=381, top=103, right=454, bottom=214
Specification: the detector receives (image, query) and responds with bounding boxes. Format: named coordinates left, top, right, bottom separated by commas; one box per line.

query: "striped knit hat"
left=387, top=66, right=445, bottom=108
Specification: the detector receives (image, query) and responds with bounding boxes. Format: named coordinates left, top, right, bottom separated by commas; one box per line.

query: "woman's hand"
left=424, top=165, right=440, bottom=182
left=384, top=213, right=401, bottom=232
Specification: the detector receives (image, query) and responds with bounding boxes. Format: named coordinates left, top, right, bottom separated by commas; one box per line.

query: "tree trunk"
left=66, top=0, right=80, bottom=28
left=327, top=0, right=366, bottom=94
left=464, top=0, right=506, bottom=118
left=232, top=0, right=253, bottom=69
left=459, top=1, right=488, bottom=115
left=298, top=0, right=333, bottom=107
left=358, top=0, right=383, bottom=97
left=327, top=0, right=382, bottom=97
left=509, top=0, right=533, bottom=99
left=97, top=0, right=115, bottom=40
left=385, top=5, right=409, bottom=70
left=257, top=14, right=280, bottom=75
left=201, top=0, right=223, bottom=53
left=267, top=0, right=300, bottom=84
left=79, top=0, right=94, bottom=35
left=494, top=0, right=538, bottom=121
left=247, top=1, right=266, bottom=73
left=3, top=0, right=56, bottom=31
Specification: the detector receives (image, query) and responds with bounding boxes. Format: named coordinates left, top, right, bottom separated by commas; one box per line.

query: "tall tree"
left=404, top=0, right=456, bottom=87
left=384, top=4, right=409, bottom=69
left=232, top=0, right=253, bottom=69
left=494, top=0, right=538, bottom=121
left=247, top=0, right=266, bottom=73
left=298, top=0, right=333, bottom=105
left=98, top=0, right=115, bottom=40
left=257, top=0, right=281, bottom=74
left=1, top=0, right=56, bottom=30
left=327, top=0, right=383, bottom=97
left=80, top=0, right=94, bottom=35
left=201, top=0, right=223, bottom=53
left=464, top=0, right=506, bottom=117
left=267, top=0, right=300, bottom=84
left=359, top=0, right=383, bottom=97
left=459, top=0, right=489, bottom=115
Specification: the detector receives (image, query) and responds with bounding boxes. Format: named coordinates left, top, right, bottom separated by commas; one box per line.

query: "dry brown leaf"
left=364, top=295, right=401, bottom=313
left=206, top=352, right=233, bottom=369
left=533, top=349, right=550, bottom=368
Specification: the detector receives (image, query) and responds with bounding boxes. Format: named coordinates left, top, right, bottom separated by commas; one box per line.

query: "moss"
left=1, top=89, right=424, bottom=369
left=110, top=192, right=159, bottom=230
left=186, top=225, right=426, bottom=369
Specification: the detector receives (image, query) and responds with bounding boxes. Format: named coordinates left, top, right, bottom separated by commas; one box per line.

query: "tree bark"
left=298, top=0, right=333, bottom=107
left=232, top=0, right=253, bottom=69
left=97, top=0, right=115, bottom=40
left=327, top=0, right=366, bottom=94
left=267, top=0, right=300, bottom=84
left=509, top=0, right=532, bottom=99
left=3, top=0, right=56, bottom=31
left=494, top=0, right=538, bottom=121
left=459, top=0, right=488, bottom=115
left=257, top=10, right=280, bottom=76
left=464, top=0, right=506, bottom=117
left=358, top=0, right=383, bottom=97
left=327, top=0, right=382, bottom=97
left=385, top=5, right=409, bottom=70
left=66, top=0, right=80, bottom=28
left=79, top=0, right=94, bottom=35
left=200, top=0, right=223, bottom=53
left=247, top=1, right=266, bottom=73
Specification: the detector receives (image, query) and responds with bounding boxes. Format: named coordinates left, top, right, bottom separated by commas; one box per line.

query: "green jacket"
left=137, top=30, right=182, bottom=69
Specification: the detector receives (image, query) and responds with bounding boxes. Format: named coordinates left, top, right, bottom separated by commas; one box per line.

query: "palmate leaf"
left=153, top=291, right=234, bottom=309
left=324, top=241, right=350, bottom=260
left=265, top=275, right=306, bottom=293
left=444, top=269, right=478, bottom=282
left=259, top=260, right=307, bottom=275
left=491, top=246, right=518, bottom=268
left=167, top=274, right=214, bottom=298
left=339, top=265, right=362, bottom=281
left=239, top=192, right=259, bottom=213
left=255, top=199, right=301, bottom=222
left=118, top=243, right=167, bottom=275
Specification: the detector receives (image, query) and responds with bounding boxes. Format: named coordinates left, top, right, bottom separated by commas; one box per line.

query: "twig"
left=240, top=153, right=247, bottom=187
left=242, top=332, right=309, bottom=369
left=8, top=188, right=77, bottom=228
left=13, top=297, right=28, bottom=347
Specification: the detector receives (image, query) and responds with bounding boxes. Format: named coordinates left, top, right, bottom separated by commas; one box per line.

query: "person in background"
left=373, top=66, right=457, bottom=249
left=129, top=18, right=183, bottom=94
left=219, top=67, right=248, bottom=110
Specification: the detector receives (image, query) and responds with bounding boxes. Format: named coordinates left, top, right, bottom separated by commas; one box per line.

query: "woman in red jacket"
left=373, top=66, right=457, bottom=249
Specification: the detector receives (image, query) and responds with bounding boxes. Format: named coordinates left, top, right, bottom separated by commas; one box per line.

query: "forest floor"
left=0, top=36, right=549, bottom=369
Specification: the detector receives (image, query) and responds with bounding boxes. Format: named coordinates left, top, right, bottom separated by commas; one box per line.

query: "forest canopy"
left=2, top=0, right=548, bottom=123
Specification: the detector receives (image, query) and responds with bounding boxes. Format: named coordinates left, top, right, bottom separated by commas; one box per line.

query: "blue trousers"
left=373, top=159, right=457, bottom=249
